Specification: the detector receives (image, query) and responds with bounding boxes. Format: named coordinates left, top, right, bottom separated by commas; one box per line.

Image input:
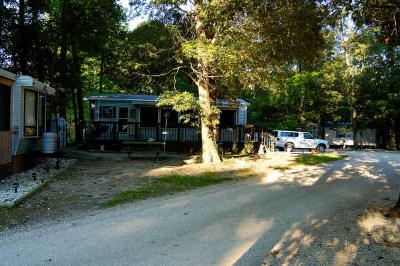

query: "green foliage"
left=156, top=90, right=222, bottom=128
left=241, top=142, right=255, bottom=155
left=231, top=142, right=239, bottom=154
left=294, top=154, right=347, bottom=165
left=104, top=172, right=230, bottom=207
left=156, top=91, right=200, bottom=126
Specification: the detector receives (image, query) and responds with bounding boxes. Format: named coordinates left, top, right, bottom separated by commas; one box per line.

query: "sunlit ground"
left=1, top=150, right=399, bottom=266
left=261, top=151, right=400, bottom=266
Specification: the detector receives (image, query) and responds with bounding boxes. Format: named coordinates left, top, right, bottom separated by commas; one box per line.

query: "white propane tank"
left=42, top=132, right=58, bottom=154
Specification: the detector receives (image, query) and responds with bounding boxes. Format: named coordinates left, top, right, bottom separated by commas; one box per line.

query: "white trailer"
left=324, top=127, right=378, bottom=147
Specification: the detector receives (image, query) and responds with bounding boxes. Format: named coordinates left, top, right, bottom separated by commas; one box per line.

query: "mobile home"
left=0, top=69, right=55, bottom=178
left=84, top=94, right=250, bottom=144
left=324, top=124, right=379, bottom=148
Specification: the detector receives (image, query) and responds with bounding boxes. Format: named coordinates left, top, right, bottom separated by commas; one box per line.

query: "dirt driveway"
left=0, top=151, right=399, bottom=265
left=0, top=150, right=298, bottom=230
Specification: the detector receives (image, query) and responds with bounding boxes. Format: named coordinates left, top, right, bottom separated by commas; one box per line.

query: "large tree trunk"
left=351, top=109, right=359, bottom=150
left=72, top=88, right=78, bottom=145
left=394, top=193, right=400, bottom=210
left=18, top=0, right=27, bottom=73
left=387, top=45, right=397, bottom=150
left=76, top=87, right=84, bottom=144
left=388, top=117, right=396, bottom=150
left=72, top=45, right=84, bottom=144
left=57, top=40, right=68, bottom=118
left=197, top=80, right=221, bottom=164
left=193, top=0, right=221, bottom=164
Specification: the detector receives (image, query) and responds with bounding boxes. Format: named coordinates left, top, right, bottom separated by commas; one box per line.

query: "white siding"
left=11, top=76, right=34, bottom=155
left=324, top=128, right=377, bottom=146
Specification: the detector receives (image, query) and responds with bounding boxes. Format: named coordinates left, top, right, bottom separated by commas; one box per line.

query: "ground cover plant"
left=294, top=154, right=346, bottom=166
left=104, top=172, right=232, bottom=207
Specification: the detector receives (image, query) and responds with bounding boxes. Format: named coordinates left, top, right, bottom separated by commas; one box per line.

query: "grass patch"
left=271, top=165, right=292, bottom=170
left=294, top=154, right=346, bottom=165
left=104, top=172, right=231, bottom=208
left=236, top=168, right=256, bottom=177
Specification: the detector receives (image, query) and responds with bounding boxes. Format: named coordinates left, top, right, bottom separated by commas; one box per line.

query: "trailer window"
left=100, top=106, right=116, bottom=119
left=38, top=94, right=46, bottom=135
left=24, top=90, right=38, bottom=136
left=23, top=90, right=46, bottom=137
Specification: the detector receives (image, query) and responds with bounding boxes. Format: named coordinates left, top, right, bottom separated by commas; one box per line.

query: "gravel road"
left=0, top=151, right=399, bottom=265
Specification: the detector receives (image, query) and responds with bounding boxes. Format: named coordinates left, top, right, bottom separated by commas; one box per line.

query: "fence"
left=85, top=121, right=267, bottom=144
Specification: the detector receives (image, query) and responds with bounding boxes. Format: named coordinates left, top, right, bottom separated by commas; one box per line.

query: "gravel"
left=0, top=158, right=76, bottom=207
left=0, top=151, right=398, bottom=265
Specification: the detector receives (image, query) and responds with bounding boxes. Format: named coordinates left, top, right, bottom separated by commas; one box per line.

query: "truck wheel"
left=317, top=144, right=326, bottom=153
left=285, top=143, right=294, bottom=152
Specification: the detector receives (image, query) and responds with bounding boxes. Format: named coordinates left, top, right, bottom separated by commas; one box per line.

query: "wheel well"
left=317, top=143, right=326, bottom=148
left=285, top=142, right=294, bottom=147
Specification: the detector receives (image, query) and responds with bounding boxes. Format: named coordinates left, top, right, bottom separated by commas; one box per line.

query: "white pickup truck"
left=273, top=130, right=329, bottom=152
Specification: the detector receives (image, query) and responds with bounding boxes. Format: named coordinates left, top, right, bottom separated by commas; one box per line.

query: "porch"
left=84, top=121, right=266, bottom=147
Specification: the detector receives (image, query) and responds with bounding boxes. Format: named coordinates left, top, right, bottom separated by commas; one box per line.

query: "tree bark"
left=193, top=0, right=221, bottom=164
left=72, top=88, right=78, bottom=145
left=76, top=86, right=84, bottom=144
left=388, top=117, right=396, bottom=150
left=197, top=80, right=221, bottom=164
left=72, top=45, right=84, bottom=144
left=394, top=193, right=400, bottom=210
left=18, top=0, right=27, bottom=74
left=351, top=109, right=359, bottom=150
left=387, top=45, right=397, bottom=151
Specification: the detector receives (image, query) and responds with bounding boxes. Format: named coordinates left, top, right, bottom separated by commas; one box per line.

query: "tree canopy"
left=0, top=0, right=399, bottom=157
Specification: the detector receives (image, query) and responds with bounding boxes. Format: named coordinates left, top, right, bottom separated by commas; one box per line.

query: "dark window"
left=99, top=106, right=116, bottom=119
left=140, top=107, right=158, bottom=126
left=38, top=94, right=46, bottom=135
left=336, top=131, right=346, bottom=138
left=0, top=84, right=11, bottom=131
left=118, top=107, right=129, bottom=132
left=119, top=107, right=128, bottom=119
left=129, top=109, right=137, bottom=121
left=304, top=133, right=314, bottom=139
left=161, top=109, right=178, bottom=127
left=281, top=132, right=299, bottom=137
left=220, top=110, right=236, bottom=127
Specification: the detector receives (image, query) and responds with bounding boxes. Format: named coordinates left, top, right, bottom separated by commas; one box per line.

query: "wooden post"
left=156, top=123, right=160, bottom=141
left=238, top=126, right=242, bottom=143
left=177, top=123, right=181, bottom=143
left=134, top=122, right=138, bottom=141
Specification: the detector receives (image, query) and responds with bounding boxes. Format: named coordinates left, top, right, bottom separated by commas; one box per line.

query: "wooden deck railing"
left=85, top=121, right=267, bottom=144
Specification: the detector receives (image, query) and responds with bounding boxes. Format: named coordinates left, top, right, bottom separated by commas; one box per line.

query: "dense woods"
left=1, top=0, right=399, bottom=157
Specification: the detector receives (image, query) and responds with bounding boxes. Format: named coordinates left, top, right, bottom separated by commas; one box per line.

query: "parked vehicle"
left=272, top=130, right=329, bottom=152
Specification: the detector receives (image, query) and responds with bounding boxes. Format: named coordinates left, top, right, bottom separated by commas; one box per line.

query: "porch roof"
left=85, top=94, right=250, bottom=107
left=0, top=69, right=55, bottom=95
left=0, top=68, right=17, bottom=80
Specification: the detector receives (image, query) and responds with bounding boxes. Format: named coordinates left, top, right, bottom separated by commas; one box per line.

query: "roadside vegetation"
left=294, top=154, right=347, bottom=166
left=0, top=152, right=360, bottom=228
left=104, top=153, right=347, bottom=208
left=104, top=172, right=232, bottom=207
